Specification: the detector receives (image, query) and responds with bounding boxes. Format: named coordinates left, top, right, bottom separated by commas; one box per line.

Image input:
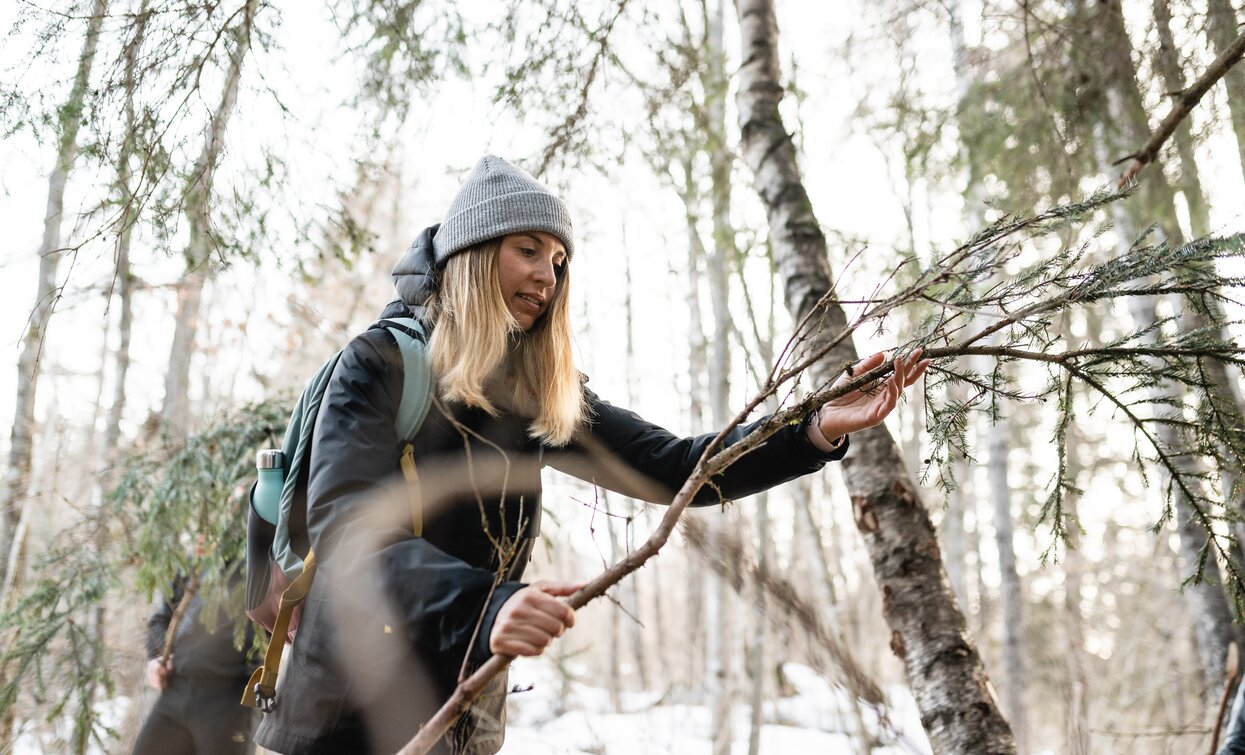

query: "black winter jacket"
left=146, top=575, right=256, bottom=681
left=254, top=228, right=849, bottom=755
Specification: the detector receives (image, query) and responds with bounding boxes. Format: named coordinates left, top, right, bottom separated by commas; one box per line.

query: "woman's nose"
left=532, top=258, right=555, bottom=286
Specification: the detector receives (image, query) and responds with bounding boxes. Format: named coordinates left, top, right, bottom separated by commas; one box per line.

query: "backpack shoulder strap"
left=375, top=317, right=433, bottom=443
left=272, top=351, right=343, bottom=577
left=374, top=317, right=432, bottom=538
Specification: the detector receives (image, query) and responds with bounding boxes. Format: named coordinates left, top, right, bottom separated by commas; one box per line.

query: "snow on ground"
left=15, top=662, right=931, bottom=753
left=502, top=659, right=932, bottom=754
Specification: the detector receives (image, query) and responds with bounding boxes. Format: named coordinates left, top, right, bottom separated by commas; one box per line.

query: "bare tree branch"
left=1116, top=27, right=1245, bottom=187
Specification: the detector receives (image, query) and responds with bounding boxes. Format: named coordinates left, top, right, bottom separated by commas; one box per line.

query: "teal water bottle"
left=253, top=449, right=284, bottom=525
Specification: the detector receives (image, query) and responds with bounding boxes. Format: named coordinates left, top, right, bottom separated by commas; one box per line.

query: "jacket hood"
left=388, top=224, right=440, bottom=321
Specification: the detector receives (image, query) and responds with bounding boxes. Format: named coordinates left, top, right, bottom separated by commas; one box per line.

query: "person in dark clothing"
left=254, top=155, right=928, bottom=755
left=1220, top=681, right=1245, bottom=754
left=133, top=577, right=258, bottom=755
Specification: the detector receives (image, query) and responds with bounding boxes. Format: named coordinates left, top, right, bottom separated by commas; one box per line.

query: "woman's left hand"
left=810, top=349, right=930, bottom=449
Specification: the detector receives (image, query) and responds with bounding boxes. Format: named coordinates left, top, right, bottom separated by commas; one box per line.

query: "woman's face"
left=497, top=232, right=566, bottom=331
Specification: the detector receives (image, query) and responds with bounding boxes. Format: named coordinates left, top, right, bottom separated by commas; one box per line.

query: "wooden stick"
left=1211, top=642, right=1241, bottom=755
left=158, top=573, right=198, bottom=667
left=1117, top=28, right=1245, bottom=188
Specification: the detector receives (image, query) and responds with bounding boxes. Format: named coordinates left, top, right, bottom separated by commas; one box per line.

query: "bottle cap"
left=256, top=449, right=284, bottom=470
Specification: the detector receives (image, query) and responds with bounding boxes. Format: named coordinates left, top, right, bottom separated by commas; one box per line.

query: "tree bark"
left=734, top=1, right=1016, bottom=751
left=160, top=0, right=257, bottom=441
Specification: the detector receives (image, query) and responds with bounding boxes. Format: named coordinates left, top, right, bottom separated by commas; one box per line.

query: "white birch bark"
left=735, top=1, right=1016, bottom=750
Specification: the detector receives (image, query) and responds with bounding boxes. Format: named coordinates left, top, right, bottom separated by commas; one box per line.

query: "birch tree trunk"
left=0, top=0, right=108, bottom=596
left=160, top=0, right=256, bottom=441
left=734, top=1, right=1015, bottom=750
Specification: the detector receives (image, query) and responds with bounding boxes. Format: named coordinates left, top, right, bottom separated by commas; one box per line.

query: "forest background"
left=3, top=0, right=1245, bottom=753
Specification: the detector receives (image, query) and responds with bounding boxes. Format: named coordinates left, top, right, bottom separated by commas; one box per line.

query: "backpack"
left=241, top=317, right=432, bottom=712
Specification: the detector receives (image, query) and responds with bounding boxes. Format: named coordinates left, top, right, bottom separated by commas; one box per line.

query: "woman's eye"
left=520, top=247, right=536, bottom=256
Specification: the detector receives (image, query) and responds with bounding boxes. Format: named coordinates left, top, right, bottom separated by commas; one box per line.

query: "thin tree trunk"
left=746, top=491, right=767, bottom=755
left=681, top=155, right=709, bottom=698
left=1087, top=0, right=1237, bottom=699
left=794, top=479, right=873, bottom=755
left=943, top=0, right=989, bottom=627
left=705, top=2, right=736, bottom=748
left=1205, top=0, right=1245, bottom=180
left=161, top=0, right=256, bottom=440
left=1152, top=0, right=1210, bottom=237
left=604, top=491, right=623, bottom=711
left=0, top=0, right=108, bottom=594
left=0, top=6, right=107, bottom=747
left=734, top=1, right=1016, bottom=751
left=988, top=415, right=1027, bottom=752
left=620, top=249, right=651, bottom=693
left=1052, top=313, right=1092, bottom=755
left=1154, top=0, right=1245, bottom=586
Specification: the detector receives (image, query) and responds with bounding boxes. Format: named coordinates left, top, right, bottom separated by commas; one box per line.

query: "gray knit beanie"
left=432, top=155, right=575, bottom=265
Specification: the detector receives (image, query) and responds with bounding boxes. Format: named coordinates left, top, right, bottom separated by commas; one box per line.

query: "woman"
left=254, top=155, right=927, bottom=755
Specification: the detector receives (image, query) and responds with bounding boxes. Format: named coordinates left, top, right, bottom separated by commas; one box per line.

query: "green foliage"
left=113, top=400, right=290, bottom=598
left=0, top=521, right=116, bottom=751
left=334, top=0, right=470, bottom=136
left=897, top=192, right=1245, bottom=602
left=0, top=398, right=290, bottom=745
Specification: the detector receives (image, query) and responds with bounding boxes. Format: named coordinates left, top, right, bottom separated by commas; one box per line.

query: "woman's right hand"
left=144, top=656, right=172, bottom=690
left=489, top=581, right=581, bottom=657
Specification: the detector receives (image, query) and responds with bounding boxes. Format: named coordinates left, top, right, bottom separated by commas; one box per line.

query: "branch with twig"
left=1116, top=27, right=1245, bottom=187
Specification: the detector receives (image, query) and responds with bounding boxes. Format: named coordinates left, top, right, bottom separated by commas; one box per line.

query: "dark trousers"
left=133, top=677, right=257, bottom=755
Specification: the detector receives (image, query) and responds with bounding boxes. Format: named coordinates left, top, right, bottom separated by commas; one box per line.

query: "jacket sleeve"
left=145, top=593, right=174, bottom=660
left=304, top=331, right=521, bottom=668
left=545, top=387, right=848, bottom=505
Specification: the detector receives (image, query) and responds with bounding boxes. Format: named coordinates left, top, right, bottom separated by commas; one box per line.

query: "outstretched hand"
left=810, top=349, right=930, bottom=448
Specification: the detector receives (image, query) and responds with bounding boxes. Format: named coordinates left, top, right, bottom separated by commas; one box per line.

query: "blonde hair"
left=426, top=240, right=585, bottom=445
